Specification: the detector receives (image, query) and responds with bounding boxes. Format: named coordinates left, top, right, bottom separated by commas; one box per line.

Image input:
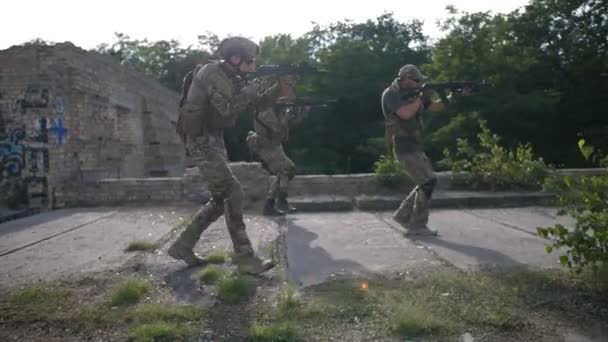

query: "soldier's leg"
left=269, top=145, right=297, bottom=213
left=224, top=175, right=276, bottom=274
left=393, top=185, right=418, bottom=224
left=393, top=151, right=437, bottom=235
left=223, top=177, right=254, bottom=257
left=410, top=178, right=437, bottom=228
left=276, top=166, right=296, bottom=213
left=262, top=176, right=285, bottom=216
left=257, top=144, right=288, bottom=216
left=168, top=195, right=224, bottom=266
left=168, top=140, right=229, bottom=266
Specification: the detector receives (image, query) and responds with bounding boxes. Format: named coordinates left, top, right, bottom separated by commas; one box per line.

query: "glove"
left=240, top=82, right=261, bottom=101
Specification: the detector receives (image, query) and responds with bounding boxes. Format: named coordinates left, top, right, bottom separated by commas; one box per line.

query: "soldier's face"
left=227, top=55, right=256, bottom=73
left=399, top=76, right=421, bottom=89
left=238, top=56, right=256, bottom=73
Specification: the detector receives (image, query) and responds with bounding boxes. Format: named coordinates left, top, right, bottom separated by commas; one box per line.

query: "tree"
left=286, top=13, right=431, bottom=173
left=425, top=1, right=608, bottom=169
left=97, top=33, right=211, bottom=92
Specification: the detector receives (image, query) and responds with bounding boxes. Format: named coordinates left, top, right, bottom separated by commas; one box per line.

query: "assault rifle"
left=245, top=63, right=327, bottom=81
left=273, top=97, right=338, bottom=112
left=402, top=80, right=488, bottom=106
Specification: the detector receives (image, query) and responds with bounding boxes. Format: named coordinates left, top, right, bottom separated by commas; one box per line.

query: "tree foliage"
left=88, top=1, right=606, bottom=174
left=538, top=140, right=608, bottom=272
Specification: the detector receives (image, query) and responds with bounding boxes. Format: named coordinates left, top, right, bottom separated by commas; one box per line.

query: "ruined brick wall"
left=0, top=42, right=185, bottom=209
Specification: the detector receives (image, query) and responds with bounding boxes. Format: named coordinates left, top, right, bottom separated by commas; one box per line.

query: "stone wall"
left=0, top=42, right=185, bottom=209
left=58, top=164, right=606, bottom=207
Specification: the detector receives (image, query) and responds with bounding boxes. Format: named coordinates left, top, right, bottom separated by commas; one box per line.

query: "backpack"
left=175, top=64, right=204, bottom=146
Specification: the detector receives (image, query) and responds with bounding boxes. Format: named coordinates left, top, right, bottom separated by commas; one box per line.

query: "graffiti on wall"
left=1, top=84, right=56, bottom=209
left=15, top=85, right=50, bottom=113
left=25, top=146, right=50, bottom=206
left=53, top=97, right=65, bottom=115
left=49, top=117, right=68, bottom=145
left=0, top=127, right=26, bottom=177
left=34, top=117, right=49, bottom=143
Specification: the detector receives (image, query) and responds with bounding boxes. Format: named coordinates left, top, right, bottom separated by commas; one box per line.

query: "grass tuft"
left=127, top=322, right=193, bottom=342
left=197, top=266, right=225, bottom=284
left=206, top=250, right=228, bottom=264
left=111, top=279, right=151, bottom=306
left=277, top=282, right=300, bottom=318
left=217, top=273, right=253, bottom=303
left=390, top=304, right=447, bottom=337
left=247, top=322, right=299, bottom=341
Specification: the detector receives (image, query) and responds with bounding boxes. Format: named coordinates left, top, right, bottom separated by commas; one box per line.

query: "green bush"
left=373, top=155, right=407, bottom=187
left=438, top=119, right=549, bottom=190
left=538, top=140, right=608, bottom=272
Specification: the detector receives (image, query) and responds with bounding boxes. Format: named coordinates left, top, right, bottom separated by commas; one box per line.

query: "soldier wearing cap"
left=169, top=36, right=293, bottom=274
left=381, top=64, right=453, bottom=236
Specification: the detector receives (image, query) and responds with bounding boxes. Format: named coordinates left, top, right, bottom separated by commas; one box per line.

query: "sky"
left=1, top=0, right=531, bottom=50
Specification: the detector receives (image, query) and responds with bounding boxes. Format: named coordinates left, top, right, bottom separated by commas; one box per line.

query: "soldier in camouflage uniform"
left=381, top=64, right=460, bottom=236
left=246, top=95, right=308, bottom=216
left=168, top=37, right=292, bottom=274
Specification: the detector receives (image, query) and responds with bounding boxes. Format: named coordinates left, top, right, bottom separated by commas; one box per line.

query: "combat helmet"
left=216, top=36, right=259, bottom=60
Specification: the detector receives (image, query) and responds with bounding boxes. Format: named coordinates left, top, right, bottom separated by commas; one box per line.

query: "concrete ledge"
left=432, top=191, right=556, bottom=208
left=551, top=168, right=606, bottom=176
left=57, top=167, right=603, bottom=208
left=355, top=191, right=556, bottom=211
left=289, top=196, right=354, bottom=212
left=0, top=208, right=33, bottom=224
left=355, top=195, right=401, bottom=211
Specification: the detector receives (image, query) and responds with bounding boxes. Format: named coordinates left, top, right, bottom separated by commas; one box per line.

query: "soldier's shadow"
left=163, top=265, right=217, bottom=307
left=279, top=215, right=371, bottom=288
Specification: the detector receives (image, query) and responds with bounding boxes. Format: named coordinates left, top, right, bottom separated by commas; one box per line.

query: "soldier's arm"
left=255, top=76, right=296, bottom=111
left=203, top=72, right=259, bottom=121
left=395, top=98, right=423, bottom=119
left=254, top=83, right=282, bottom=111
left=256, top=108, right=283, bottom=134
left=383, top=90, right=421, bottom=120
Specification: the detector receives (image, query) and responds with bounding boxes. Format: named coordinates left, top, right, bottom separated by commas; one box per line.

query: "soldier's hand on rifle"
left=421, top=87, right=434, bottom=98
left=240, top=81, right=264, bottom=102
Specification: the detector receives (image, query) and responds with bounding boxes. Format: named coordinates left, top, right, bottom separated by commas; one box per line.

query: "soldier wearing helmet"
left=169, top=36, right=293, bottom=274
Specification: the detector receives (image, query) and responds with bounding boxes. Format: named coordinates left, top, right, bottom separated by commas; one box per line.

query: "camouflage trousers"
left=174, top=136, right=255, bottom=259
left=393, top=150, right=436, bottom=228
left=246, top=132, right=296, bottom=199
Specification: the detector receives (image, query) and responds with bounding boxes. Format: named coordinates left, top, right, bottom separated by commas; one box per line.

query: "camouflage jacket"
left=176, top=61, right=280, bottom=143
left=381, top=79, right=425, bottom=152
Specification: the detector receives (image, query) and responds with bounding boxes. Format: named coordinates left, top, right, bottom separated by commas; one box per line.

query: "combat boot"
left=167, top=240, right=208, bottom=267
left=263, top=198, right=286, bottom=216
left=276, top=192, right=296, bottom=213
left=233, top=255, right=276, bottom=275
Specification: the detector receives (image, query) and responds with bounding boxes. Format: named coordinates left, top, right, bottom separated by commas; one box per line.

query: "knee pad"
left=285, top=166, right=296, bottom=180
left=420, top=178, right=437, bottom=198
